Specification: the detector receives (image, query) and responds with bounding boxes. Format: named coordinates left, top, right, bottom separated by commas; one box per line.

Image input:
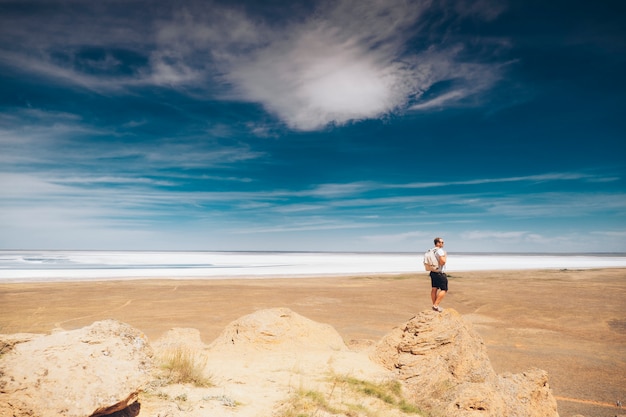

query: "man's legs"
left=430, top=272, right=448, bottom=311
left=433, top=289, right=447, bottom=308
left=430, top=271, right=448, bottom=312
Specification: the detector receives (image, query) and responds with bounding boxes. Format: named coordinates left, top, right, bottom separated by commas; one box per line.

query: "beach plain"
left=1, top=268, right=625, bottom=417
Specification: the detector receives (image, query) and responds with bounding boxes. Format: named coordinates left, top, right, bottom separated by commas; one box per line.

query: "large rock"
left=372, top=309, right=559, bottom=417
left=207, top=307, right=348, bottom=352
left=0, top=320, right=153, bottom=417
left=143, top=309, right=388, bottom=417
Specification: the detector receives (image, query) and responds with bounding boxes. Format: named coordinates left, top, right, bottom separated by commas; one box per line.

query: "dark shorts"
left=430, top=271, right=448, bottom=291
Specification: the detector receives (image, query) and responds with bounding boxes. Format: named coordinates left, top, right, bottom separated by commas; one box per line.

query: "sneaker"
left=433, top=305, right=443, bottom=312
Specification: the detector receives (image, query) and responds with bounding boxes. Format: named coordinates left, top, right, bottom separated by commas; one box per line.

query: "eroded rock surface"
left=0, top=320, right=153, bottom=417
left=372, top=309, right=559, bottom=417
left=0, top=308, right=562, bottom=417
left=208, top=307, right=348, bottom=352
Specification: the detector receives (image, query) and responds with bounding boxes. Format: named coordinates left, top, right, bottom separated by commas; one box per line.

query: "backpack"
left=423, top=248, right=439, bottom=272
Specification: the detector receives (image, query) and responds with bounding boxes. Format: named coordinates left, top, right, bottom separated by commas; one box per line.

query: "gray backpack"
left=423, top=248, right=439, bottom=272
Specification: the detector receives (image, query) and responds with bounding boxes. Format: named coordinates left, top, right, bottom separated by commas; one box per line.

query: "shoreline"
left=2, top=265, right=626, bottom=284
left=2, top=268, right=625, bottom=417
left=3, top=251, right=626, bottom=283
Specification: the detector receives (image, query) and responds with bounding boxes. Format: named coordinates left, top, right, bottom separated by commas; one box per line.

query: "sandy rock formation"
left=150, top=327, right=206, bottom=357
left=372, top=309, right=559, bottom=417
left=207, top=307, right=348, bottom=352
left=142, top=308, right=391, bottom=417
left=0, top=319, right=153, bottom=417
left=0, top=308, right=563, bottom=417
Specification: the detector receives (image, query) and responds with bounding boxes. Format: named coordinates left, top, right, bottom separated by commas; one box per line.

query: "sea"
left=1, top=250, right=625, bottom=283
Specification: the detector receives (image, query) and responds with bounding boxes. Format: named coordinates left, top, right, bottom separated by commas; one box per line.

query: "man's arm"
left=438, top=251, right=447, bottom=267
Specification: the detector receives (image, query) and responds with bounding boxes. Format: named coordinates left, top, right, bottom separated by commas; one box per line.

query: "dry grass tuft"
left=160, top=346, right=212, bottom=387
left=276, top=374, right=425, bottom=417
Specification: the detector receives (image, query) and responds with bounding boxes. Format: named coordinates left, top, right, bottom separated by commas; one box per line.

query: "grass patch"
left=277, top=375, right=425, bottom=416
left=278, top=389, right=341, bottom=417
left=336, top=376, right=423, bottom=414
left=160, top=347, right=212, bottom=387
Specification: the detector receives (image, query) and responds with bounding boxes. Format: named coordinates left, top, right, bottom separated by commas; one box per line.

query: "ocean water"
left=1, top=250, right=625, bottom=283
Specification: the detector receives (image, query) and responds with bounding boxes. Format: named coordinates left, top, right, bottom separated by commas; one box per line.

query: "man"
left=430, top=237, right=447, bottom=312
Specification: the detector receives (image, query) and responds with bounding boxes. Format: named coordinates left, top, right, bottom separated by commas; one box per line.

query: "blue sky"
left=0, top=0, right=624, bottom=253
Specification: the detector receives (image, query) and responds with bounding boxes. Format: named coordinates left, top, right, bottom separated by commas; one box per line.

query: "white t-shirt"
left=435, top=248, right=446, bottom=272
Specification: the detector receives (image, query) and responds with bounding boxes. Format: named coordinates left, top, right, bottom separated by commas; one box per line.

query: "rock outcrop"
left=372, top=309, right=559, bottom=417
left=144, top=308, right=391, bottom=417
left=0, top=309, right=563, bottom=417
left=0, top=320, right=153, bottom=417
left=207, top=307, right=348, bottom=352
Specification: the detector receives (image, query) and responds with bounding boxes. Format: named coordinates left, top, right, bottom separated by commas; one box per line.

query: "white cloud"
left=0, top=0, right=507, bottom=130
left=224, top=27, right=415, bottom=130
left=482, top=193, right=626, bottom=217
left=409, top=90, right=468, bottom=110
left=307, top=182, right=378, bottom=198
left=0, top=108, right=266, bottom=171
left=234, top=218, right=372, bottom=234
left=591, top=230, right=626, bottom=238
left=274, top=204, right=326, bottom=213
left=0, top=173, right=70, bottom=198
left=361, top=230, right=434, bottom=244
left=219, top=0, right=504, bottom=130
left=398, top=172, right=609, bottom=189
left=2, top=167, right=624, bottom=251
left=220, top=14, right=505, bottom=129
left=460, top=230, right=536, bottom=240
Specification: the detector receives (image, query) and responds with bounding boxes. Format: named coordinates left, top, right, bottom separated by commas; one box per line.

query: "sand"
left=1, top=268, right=625, bottom=417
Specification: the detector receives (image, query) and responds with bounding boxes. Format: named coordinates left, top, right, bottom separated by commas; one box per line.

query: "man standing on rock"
left=431, top=237, right=447, bottom=312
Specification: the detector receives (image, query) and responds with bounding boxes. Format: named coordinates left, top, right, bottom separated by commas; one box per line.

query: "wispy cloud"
left=53, top=176, right=177, bottom=187
left=219, top=0, right=506, bottom=129
left=397, top=172, right=612, bottom=189
left=1, top=165, right=624, bottom=251
left=460, top=230, right=541, bottom=241
left=307, top=182, right=379, bottom=198
left=361, top=230, right=434, bottom=245
left=591, top=230, right=626, bottom=238
left=481, top=193, right=626, bottom=217
left=409, top=90, right=468, bottom=111
left=291, top=172, right=619, bottom=198
left=0, top=0, right=508, bottom=130
left=234, top=218, right=376, bottom=234
left=3, top=168, right=623, bottom=223
left=0, top=108, right=266, bottom=172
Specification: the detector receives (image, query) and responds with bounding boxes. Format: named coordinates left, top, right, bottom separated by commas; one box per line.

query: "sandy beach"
left=1, top=268, right=625, bottom=417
